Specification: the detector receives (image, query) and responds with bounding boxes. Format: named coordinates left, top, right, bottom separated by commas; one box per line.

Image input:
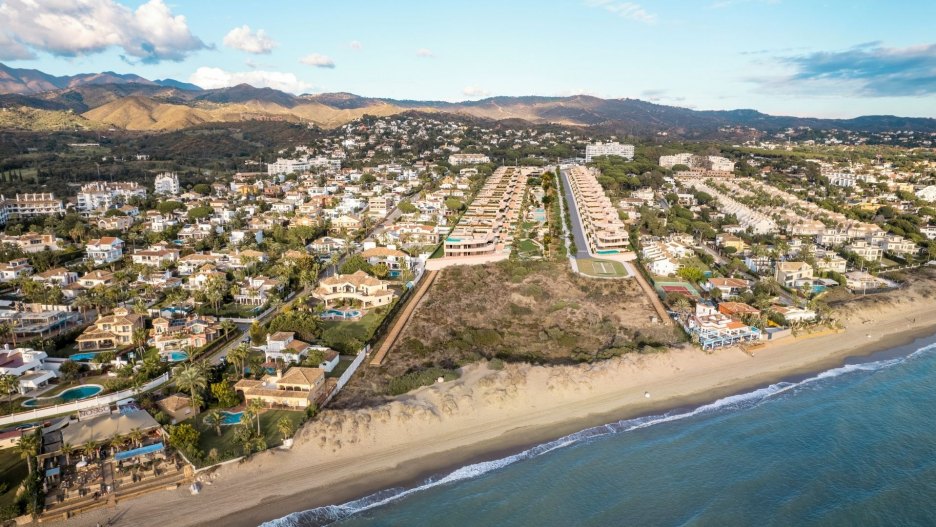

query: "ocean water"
left=265, top=334, right=936, bottom=527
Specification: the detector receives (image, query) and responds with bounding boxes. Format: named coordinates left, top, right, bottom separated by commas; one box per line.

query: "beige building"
left=444, top=166, right=531, bottom=258
left=235, top=367, right=326, bottom=409
left=75, top=307, right=145, bottom=352
left=775, top=261, right=814, bottom=288
left=313, top=271, right=395, bottom=308
left=566, top=165, right=630, bottom=254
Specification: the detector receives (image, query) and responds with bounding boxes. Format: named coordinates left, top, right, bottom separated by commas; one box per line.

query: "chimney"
left=276, top=369, right=282, bottom=380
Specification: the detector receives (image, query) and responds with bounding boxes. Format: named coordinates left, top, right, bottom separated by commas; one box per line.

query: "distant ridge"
left=1, top=63, right=934, bottom=134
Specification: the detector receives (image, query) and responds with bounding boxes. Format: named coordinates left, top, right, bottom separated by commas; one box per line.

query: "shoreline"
left=66, top=296, right=936, bottom=527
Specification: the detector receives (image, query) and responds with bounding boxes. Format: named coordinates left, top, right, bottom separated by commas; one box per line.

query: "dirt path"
left=369, top=270, right=439, bottom=366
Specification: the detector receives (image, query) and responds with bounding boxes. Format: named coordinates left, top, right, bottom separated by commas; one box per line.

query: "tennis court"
left=577, top=258, right=628, bottom=277
left=654, top=281, right=702, bottom=299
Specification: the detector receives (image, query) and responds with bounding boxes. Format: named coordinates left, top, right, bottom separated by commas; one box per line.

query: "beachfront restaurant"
left=37, top=408, right=186, bottom=517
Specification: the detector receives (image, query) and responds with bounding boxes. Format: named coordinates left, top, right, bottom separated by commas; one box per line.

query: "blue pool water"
left=323, top=309, right=361, bottom=319
left=22, top=384, right=103, bottom=407
left=263, top=334, right=936, bottom=527
left=221, top=411, right=243, bottom=425
left=165, top=351, right=189, bottom=362
left=595, top=249, right=619, bottom=254
left=69, top=352, right=100, bottom=362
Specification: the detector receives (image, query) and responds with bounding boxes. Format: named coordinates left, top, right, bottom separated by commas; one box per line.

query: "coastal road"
left=559, top=168, right=591, bottom=259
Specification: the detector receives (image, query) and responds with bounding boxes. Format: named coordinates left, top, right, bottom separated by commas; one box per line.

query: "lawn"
left=0, top=447, right=27, bottom=510
left=326, top=356, right=355, bottom=379
left=517, top=239, right=541, bottom=254
left=577, top=258, right=629, bottom=277
left=194, top=409, right=305, bottom=466
left=321, top=309, right=386, bottom=353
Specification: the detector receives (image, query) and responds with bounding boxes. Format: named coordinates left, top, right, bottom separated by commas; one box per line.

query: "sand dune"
left=62, top=280, right=936, bottom=527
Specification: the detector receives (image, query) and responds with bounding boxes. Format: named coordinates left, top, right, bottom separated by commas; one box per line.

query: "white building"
left=0, top=348, right=56, bottom=394
left=85, top=237, right=125, bottom=265
left=77, top=182, right=147, bottom=213
left=448, top=153, right=491, bottom=166
left=659, top=153, right=695, bottom=169
left=268, top=158, right=312, bottom=176
left=0, top=193, right=65, bottom=224
left=585, top=142, right=635, bottom=163
left=154, top=172, right=180, bottom=195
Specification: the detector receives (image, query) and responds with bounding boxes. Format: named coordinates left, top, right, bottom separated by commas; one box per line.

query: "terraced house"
left=566, top=165, right=630, bottom=254
left=443, top=166, right=531, bottom=258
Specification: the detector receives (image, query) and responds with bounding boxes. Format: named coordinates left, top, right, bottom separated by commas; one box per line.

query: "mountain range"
left=1, top=63, right=934, bottom=135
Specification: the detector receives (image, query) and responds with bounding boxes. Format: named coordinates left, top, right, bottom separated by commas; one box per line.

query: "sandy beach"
left=59, top=289, right=936, bottom=527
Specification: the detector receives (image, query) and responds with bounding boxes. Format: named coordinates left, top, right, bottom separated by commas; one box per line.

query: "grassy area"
left=326, top=356, right=355, bottom=379
left=321, top=310, right=386, bottom=353
left=194, top=409, right=305, bottom=466
left=0, top=447, right=28, bottom=510
left=577, top=258, right=629, bottom=277
left=517, top=239, right=540, bottom=254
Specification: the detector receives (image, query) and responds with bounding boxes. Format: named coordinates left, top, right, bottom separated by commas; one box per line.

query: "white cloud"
left=416, top=48, right=434, bottom=58
left=223, top=25, right=276, bottom=54
left=0, top=31, right=34, bottom=60
left=189, top=67, right=313, bottom=94
left=300, top=53, right=335, bottom=69
left=349, top=40, right=363, bottom=50
left=0, top=0, right=206, bottom=63
left=583, top=0, right=656, bottom=24
left=462, top=86, right=489, bottom=98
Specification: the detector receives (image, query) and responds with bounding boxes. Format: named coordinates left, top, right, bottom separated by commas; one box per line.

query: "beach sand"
left=62, top=291, right=936, bottom=527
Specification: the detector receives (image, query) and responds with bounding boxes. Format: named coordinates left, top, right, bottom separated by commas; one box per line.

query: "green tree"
left=0, top=373, right=17, bottom=414
left=210, top=381, right=238, bottom=408
left=277, top=416, right=295, bottom=441
left=203, top=408, right=224, bottom=437
left=174, top=362, right=208, bottom=413
left=168, top=423, right=200, bottom=453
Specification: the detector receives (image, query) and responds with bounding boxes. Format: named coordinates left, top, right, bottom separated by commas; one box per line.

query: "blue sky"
left=1, top=0, right=934, bottom=118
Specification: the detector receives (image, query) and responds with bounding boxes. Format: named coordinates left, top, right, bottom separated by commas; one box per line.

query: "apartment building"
left=448, top=153, right=491, bottom=166
left=845, top=240, right=883, bottom=262
left=585, top=142, right=634, bottom=162
left=443, top=166, right=530, bottom=258
left=0, top=233, right=62, bottom=253
left=77, top=182, right=147, bottom=213
left=566, top=165, right=630, bottom=254
left=268, top=157, right=312, bottom=175
left=0, top=193, right=64, bottom=224
left=154, top=172, right=180, bottom=195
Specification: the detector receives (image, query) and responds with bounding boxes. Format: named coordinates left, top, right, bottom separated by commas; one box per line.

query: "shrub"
left=388, top=368, right=460, bottom=396
left=489, top=358, right=505, bottom=370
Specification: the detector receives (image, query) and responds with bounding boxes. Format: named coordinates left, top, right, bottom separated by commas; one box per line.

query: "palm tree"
left=204, top=408, right=224, bottom=437
left=220, top=319, right=236, bottom=341
left=247, top=398, right=265, bottom=436
left=173, top=362, right=207, bottom=414
left=82, top=440, right=97, bottom=462
left=17, top=431, right=39, bottom=475
left=61, top=442, right=74, bottom=465
left=0, top=373, right=17, bottom=414
left=0, top=320, right=18, bottom=347
left=132, top=327, right=148, bottom=359
left=128, top=427, right=144, bottom=449
left=228, top=343, right=250, bottom=380
left=276, top=416, right=294, bottom=441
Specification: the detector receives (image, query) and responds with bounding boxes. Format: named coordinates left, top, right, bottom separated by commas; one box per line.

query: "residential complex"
left=585, top=142, right=634, bottom=162
left=448, top=153, right=491, bottom=166
left=443, top=166, right=531, bottom=258
left=566, top=165, right=631, bottom=254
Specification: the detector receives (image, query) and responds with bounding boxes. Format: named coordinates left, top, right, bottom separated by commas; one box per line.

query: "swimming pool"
left=322, top=308, right=362, bottom=320
left=22, top=384, right=104, bottom=407
left=221, top=411, right=243, bottom=425
left=163, top=351, right=189, bottom=362
left=596, top=249, right=620, bottom=255
left=69, top=352, right=100, bottom=362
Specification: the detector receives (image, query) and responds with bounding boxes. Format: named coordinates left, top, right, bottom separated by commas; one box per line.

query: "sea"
left=263, top=333, right=936, bottom=527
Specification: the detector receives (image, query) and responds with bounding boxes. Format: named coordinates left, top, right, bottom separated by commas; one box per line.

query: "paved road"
left=559, top=168, right=591, bottom=259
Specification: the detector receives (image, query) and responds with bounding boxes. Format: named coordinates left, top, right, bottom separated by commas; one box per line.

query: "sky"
left=0, top=0, right=934, bottom=118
